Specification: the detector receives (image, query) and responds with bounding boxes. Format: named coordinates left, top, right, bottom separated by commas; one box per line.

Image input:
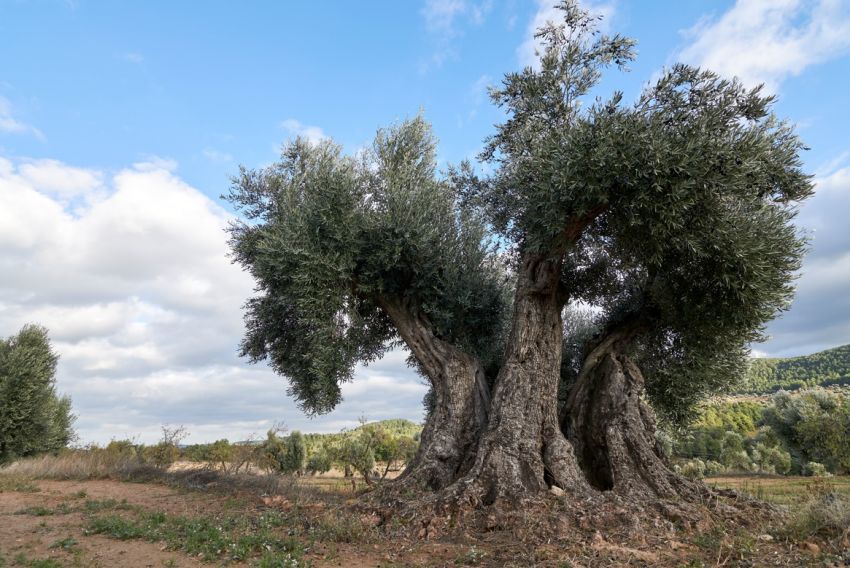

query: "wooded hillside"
left=740, top=344, right=850, bottom=393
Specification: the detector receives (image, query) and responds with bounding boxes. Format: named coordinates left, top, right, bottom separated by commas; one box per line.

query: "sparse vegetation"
left=85, top=509, right=306, bottom=564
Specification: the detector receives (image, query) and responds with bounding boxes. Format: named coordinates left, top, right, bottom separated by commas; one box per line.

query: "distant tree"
left=0, top=325, right=76, bottom=464
left=208, top=439, right=234, bottom=471
left=142, top=425, right=187, bottom=469
left=259, top=429, right=307, bottom=475
left=305, top=446, right=333, bottom=475
left=764, top=389, right=850, bottom=474
left=282, top=431, right=307, bottom=475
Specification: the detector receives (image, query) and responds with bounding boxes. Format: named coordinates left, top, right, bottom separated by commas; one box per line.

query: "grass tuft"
left=85, top=509, right=306, bottom=564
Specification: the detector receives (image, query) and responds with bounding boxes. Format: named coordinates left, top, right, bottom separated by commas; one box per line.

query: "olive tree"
left=227, top=1, right=811, bottom=505
left=0, top=325, right=76, bottom=464
left=226, top=121, right=507, bottom=490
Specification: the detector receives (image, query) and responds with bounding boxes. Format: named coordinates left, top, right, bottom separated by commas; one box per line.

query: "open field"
left=2, top=467, right=849, bottom=567
left=707, top=474, right=850, bottom=506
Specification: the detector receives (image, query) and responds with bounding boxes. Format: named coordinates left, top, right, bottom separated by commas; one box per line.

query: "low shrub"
left=785, top=485, right=850, bottom=539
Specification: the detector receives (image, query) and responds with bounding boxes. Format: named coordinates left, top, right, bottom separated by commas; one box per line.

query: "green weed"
left=86, top=510, right=305, bottom=563
left=49, top=536, right=78, bottom=551
left=15, top=506, right=53, bottom=516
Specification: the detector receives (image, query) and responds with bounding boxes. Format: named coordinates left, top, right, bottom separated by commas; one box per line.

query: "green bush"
left=802, top=462, right=830, bottom=477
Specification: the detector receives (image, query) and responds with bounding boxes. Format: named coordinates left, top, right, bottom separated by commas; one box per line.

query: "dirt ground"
left=0, top=477, right=467, bottom=568
left=0, top=475, right=846, bottom=567
left=0, top=479, right=209, bottom=567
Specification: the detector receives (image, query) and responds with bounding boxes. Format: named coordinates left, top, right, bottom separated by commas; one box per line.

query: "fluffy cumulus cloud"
left=0, top=156, right=426, bottom=444
left=762, top=161, right=850, bottom=356
left=517, top=0, right=615, bottom=69
left=679, top=0, right=850, bottom=92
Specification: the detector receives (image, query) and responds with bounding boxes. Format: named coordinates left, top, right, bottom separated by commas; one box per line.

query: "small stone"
left=549, top=485, right=565, bottom=497
left=757, top=534, right=773, bottom=542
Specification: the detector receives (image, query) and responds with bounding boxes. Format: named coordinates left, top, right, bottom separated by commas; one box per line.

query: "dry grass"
left=4, top=448, right=146, bottom=480
left=1, top=449, right=366, bottom=514
left=706, top=474, right=850, bottom=506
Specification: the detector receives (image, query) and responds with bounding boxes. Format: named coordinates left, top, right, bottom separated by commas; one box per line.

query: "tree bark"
left=378, top=296, right=489, bottom=491
left=562, top=328, right=702, bottom=501
left=448, top=254, right=589, bottom=504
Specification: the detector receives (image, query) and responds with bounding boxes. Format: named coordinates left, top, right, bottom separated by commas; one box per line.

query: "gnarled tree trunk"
left=448, top=254, right=589, bottom=504
left=379, top=296, right=489, bottom=491
left=562, top=328, right=702, bottom=501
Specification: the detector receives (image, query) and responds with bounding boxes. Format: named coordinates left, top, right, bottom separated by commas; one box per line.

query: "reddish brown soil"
left=0, top=480, right=208, bottom=567
left=0, top=477, right=843, bottom=567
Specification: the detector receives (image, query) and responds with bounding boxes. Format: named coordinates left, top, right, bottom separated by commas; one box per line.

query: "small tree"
left=0, top=325, right=76, bottom=464
left=142, top=425, right=187, bottom=470
left=259, top=429, right=306, bottom=475
left=305, top=445, right=333, bottom=475
left=282, top=431, right=307, bottom=475
left=208, top=439, right=234, bottom=472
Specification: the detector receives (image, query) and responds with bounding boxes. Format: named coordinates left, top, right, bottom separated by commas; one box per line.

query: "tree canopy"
left=227, top=1, right=813, bottom=503
left=226, top=118, right=508, bottom=416
left=0, top=324, right=76, bottom=464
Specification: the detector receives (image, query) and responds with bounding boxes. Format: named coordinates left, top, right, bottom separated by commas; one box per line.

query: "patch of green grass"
left=252, top=551, right=303, bottom=567
left=9, top=553, right=62, bottom=568
left=0, top=474, right=39, bottom=493
left=15, top=506, right=54, bottom=516
left=71, top=490, right=87, bottom=499
left=83, top=498, right=134, bottom=513
left=86, top=510, right=306, bottom=564
left=49, top=536, right=78, bottom=551
left=14, top=498, right=132, bottom=518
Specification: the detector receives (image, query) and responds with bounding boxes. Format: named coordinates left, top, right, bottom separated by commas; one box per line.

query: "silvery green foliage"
left=469, top=1, right=812, bottom=424
left=0, top=325, right=76, bottom=463
left=226, top=117, right=507, bottom=415
left=229, top=0, right=812, bottom=430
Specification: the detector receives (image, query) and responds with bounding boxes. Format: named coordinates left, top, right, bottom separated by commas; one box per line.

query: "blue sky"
left=2, top=0, right=850, bottom=444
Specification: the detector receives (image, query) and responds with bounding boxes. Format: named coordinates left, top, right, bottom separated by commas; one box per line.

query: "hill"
left=739, top=344, right=850, bottom=394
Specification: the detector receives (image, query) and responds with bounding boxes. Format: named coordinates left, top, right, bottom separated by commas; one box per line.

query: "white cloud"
left=17, top=159, right=103, bottom=198
left=679, top=0, right=850, bottom=93
left=420, top=0, right=493, bottom=72
left=422, top=0, right=467, bottom=33
left=280, top=119, right=328, bottom=146
left=202, top=148, right=233, bottom=163
left=517, top=0, right=616, bottom=69
left=0, top=96, right=44, bottom=140
left=761, top=159, right=850, bottom=356
left=0, top=156, right=426, bottom=444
